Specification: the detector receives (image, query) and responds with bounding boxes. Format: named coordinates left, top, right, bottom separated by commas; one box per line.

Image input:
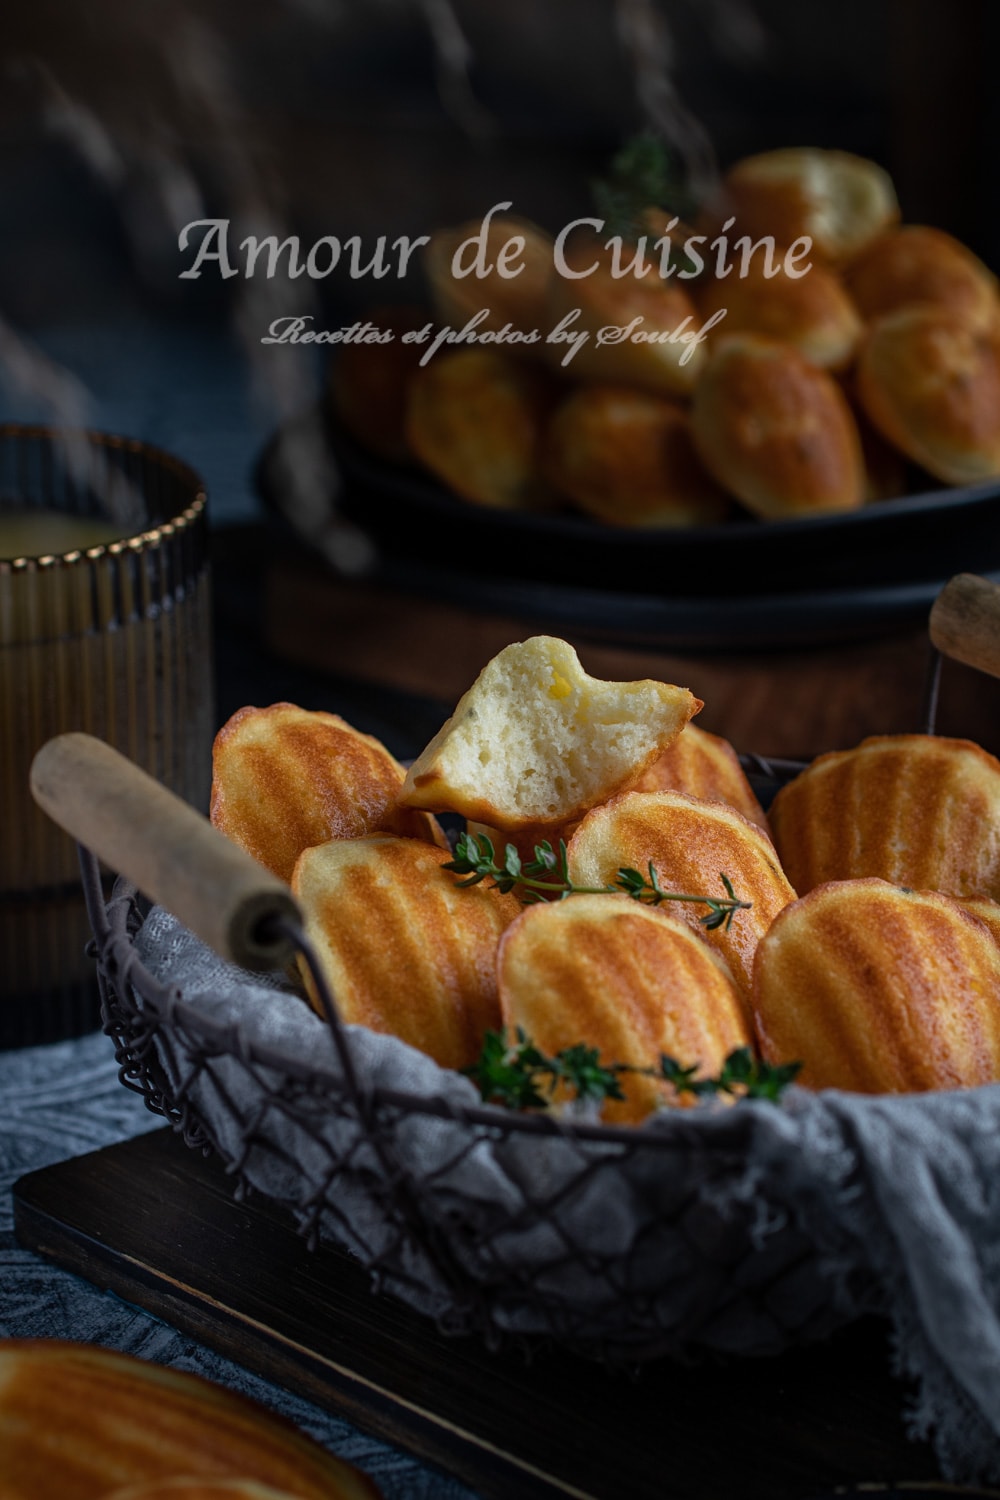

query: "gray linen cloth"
left=135, top=906, right=1000, bottom=1486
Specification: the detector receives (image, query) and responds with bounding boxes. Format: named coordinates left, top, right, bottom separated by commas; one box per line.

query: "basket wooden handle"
left=930, top=574, right=1000, bottom=679
left=30, top=733, right=302, bottom=970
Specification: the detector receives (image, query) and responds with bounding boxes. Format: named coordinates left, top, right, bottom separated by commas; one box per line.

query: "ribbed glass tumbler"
left=0, top=425, right=214, bottom=1045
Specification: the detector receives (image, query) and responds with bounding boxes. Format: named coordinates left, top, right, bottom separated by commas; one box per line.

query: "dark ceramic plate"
left=256, top=410, right=1000, bottom=649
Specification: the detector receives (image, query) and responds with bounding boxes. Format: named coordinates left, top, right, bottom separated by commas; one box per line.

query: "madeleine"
left=753, top=879, right=1000, bottom=1093
left=845, top=225, right=998, bottom=328
left=498, top=894, right=749, bottom=1124
left=210, top=703, right=443, bottom=884
left=567, top=790, right=796, bottom=1008
left=856, top=307, right=1000, bottom=485
left=0, top=1340, right=379, bottom=1500
left=544, top=230, right=707, bottom=396
left=405, top=349, right=555, bottom=508
left=542, top=386, right=731, bottom=527
left=328, top=303, right=431, bottom=464
left=631, top=723, right=770, bottom=835
left=424, top=211, right=553, bottom=339
left=704, top=147, right=898, bottom=263
left=292, top=836, right=519, bottom=1070
left=695, top=257, right=862, bottom=371
left=770, top=734, right=1000, bottom=899
left=691, top=335, right=865, bottom=518
left=399, top=635, right=700, bottom=831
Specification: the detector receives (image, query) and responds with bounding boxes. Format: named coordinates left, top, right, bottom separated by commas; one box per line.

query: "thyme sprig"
left=592, top=131, right=699, bottom=240
left=445, top=831, right=751, bottom=932
left=465, top=1030, right=800, bottom=1112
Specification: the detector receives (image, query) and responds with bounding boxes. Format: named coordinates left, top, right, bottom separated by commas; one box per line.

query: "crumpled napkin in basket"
left=135, top=906, right=1000, bottom=1485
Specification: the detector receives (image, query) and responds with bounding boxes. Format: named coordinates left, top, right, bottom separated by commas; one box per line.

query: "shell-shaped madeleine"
left=400, top=635, right=700, bottom=830
left=770, top=734, right=1000, bottom=899
left=542, top=386, right=731, bottom=528
left=292, top=836, right=519, bottom=1070
left=690, top=334, right=865, bottom=519
left=210, top=703, right=444, bottom=884
left=424, top=213, right=554, bottom=339
left=630, top=723, right=770, bottom=836
left=844, top=225, right=998, bottom=328
left=405, top=349, right=556, bottom=510
left=498, top=894, right=749, bottom=1124
left=695, top=257, right=863, bottom=372
left=0, top=1340, right=380, bottom=1500
left=856, top=307, right=1000, bottom=485
left=545, top=235, right=706, bottom=396
left=567, top=791, right=795, bottom=1007
left=753, top=879, right=1000, bottom=1093
left=702, top=147, right=899, bottom=263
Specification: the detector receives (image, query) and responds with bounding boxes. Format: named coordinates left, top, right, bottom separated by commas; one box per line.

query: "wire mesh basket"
left=30, top=580, right=998, bottom=1366
left=74, top=801, right=871, bottom=1366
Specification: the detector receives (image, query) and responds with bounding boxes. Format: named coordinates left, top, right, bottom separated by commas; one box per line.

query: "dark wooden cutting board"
left=13, top=1127, right=943, bottom=1500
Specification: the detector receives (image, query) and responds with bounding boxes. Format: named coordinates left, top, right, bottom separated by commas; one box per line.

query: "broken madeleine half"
left=0, top=1340, right=380, bottom=1500
left=567, top=790, right=795, bottom=1008
left=210, top=703, right=443, bottom=884
left=703, top=147, right=899, bottom=263
left=292, top=835, right=519, bottom=1070
left=498, top=894, right=750, bottom=1125
left=753, top=879, right=1000, bottom=1093
left=398, top=636, right=700, bottom=831
left=769, top=734, right=1000, bottom=899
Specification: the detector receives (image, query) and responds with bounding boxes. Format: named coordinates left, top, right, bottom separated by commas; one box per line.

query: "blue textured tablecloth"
left=0, top=1028, right=478, bottom=1499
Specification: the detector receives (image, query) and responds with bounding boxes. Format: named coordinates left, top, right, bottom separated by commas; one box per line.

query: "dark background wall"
left=0, top=0, right=996, bottom=330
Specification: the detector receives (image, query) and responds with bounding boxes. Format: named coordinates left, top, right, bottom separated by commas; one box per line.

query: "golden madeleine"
left=753, top=879, right=1000, bottom=1093
left=498, top=894, right=749, bottom=1125
left=405, top=349, right=555, bottom=509
left=542, top=385, right=731, bottom=527
left=770, top=734, right=1000, bottom=900
left=567, top=791, right=795, bottom=1008
left=691, top=335, right=865, bottom=518
left=545, top=231, right=706, bottom=396
left=210, top=703, right=443, bottom=884
left=695, top=258, right=863, bottom=371
left=424, top=212, right=553, bottom=339
left=292, top=836, right=519, bottom=1069
left=399, top=635, right=700, bottom=831
left=845, top=225, right=998, bottom=328
left=856, top=307, right=1000, bottom=485
left=956, top=897, right=1000, bottom=947
left=0, top=1340, right=380, bottom=1500
left=631, top=723, right=770, bottom=835
left=705, top=147, right=899, bottom=263
left=328, top=304, right=431, bottom=464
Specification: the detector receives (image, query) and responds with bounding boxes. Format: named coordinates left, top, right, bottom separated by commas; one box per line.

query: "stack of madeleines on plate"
left=210, top=639, right=1000, bottom=1124
left=331, top=146, right=1000, bottom=526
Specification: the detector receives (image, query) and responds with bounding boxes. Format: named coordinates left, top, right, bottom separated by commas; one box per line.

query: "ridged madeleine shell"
left=629, top=723, right=770, bottom=835
left=210, top=703, right=443, bottom=883
left=753, top=879, right=1000, bottom=1093
left=498, top=894, right=749, bottom=1124
left=566, top=791, right=795, bottom=1008
left=770, top=734, right=1000, bottom=899
left=0, top=1340, right=380, bottom=1500
left=292, top=835, right=519, bottom=1069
